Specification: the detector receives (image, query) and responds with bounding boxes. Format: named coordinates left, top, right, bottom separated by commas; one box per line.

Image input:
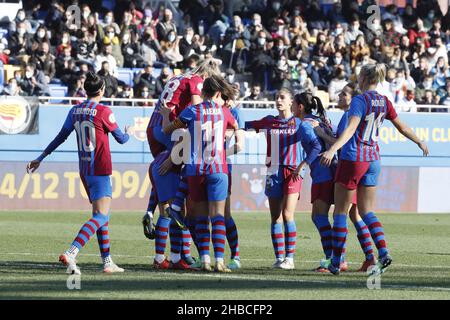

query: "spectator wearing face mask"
left=133, top=63, right=157, bottom=96
left=101, top=11, right=121, bottom=35
left=248, top=13, right=271, bottom=42
left=20, top=63, right=49, bottom=96
left=344, top=18, right=363, bottom=45
left=138, top=85, right=153, bottom=106
left=32, top=26, right=50, bottom=50
left=2, top=78, right=22, bottom=96
left=156, top=9, right=177, bottom=42
left=162, top=30, right=183, bottom=67
left=415, top=76, right=435, bottom=102
left=249, top=31, right=274, bottom=90
left=179, top=27, right=196, bottom=59
left=9, top=9, right=32, bottom=33
left=8, top=21, right=32, bottom=58
left=31, top=41, right=56, bottom=81
left=271, top=54, right=291, bottom=90
left=101, top=27, right=124, bottom=67
left=116, top=85, right=134, bottom=106
left=328, top=67, right=348, bottom=103
left=155, top=67, right=172, bottom=95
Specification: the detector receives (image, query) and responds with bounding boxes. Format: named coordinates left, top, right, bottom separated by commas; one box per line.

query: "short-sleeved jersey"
left=341, top=90, right=398, bottom=162
left=178, top=100, right=238, bottom=176
left=230, top=106, right=244, bottom=129
left=336, top=110, right=349, bottom=138
left=299, top=119, right=334, bottom=184
left=65, top=101, right=118, bottom=176
left=226, top=106, right=244, bottom=173
left=147, top=73, right=203, bottom=130
left=245, top=115, right=305, bottom=170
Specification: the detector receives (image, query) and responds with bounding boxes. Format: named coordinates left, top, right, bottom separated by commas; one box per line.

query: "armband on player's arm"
left=163, top=118, right=186, bottom=135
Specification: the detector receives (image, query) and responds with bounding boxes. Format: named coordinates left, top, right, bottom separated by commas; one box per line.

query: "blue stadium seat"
left=48, top=85, right=68, bottom=103
left=117, top=68, right=134, bottom=86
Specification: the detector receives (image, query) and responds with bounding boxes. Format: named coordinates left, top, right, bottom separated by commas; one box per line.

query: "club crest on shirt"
left=133, top=117, right=150, bottom=141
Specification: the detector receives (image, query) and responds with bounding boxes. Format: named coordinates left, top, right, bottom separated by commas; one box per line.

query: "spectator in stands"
left=97, top=61, right=118, bottom=98
left=271, top=54, right=291, bottom=90
left=162, top=30, right=184, bottom=67
left=101, top=11, right=121, bottom=35
left=328, top=67, right=347, bottom=103
left=32, top=42, right=56, bottom=80
left=397, top=89, right=417, bottom=112
left=133, top=63, right=157, bottom=97
left=76, top=30, right=98, bottom=66
left=345, top=18, right=363, bottom=45
left=244, top=84, right=268, bottom=108
left=155, top=67, right=171, bottom=95
left=8, top=21, right=32, bottom=59
left=156, top=8, right=177, bottom=42
left=9, top=9, right=32, bottom=33
left=122, top=29, right=144, bottom=68
left=419, top=89, right=436, bottom=112
left=94, top=44, right=118, bottom=78
left=102, top=26, right=124, bottom=68
left=307, top=56, right=331, bottom=90
left=2, top=78, right=22, bottom=96
left=69, top=74, right=87, bottom=101
left=19, top=63, right=49, bottom=96
left=116, top=85, right=134, bottom=106
left=383, top=19, right=401, bottom=47
left=179, top=27, right=196, bottom=59
left=350, top=35, right=371, bottom=69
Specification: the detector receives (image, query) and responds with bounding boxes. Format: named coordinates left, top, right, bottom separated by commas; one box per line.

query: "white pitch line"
left=1, top=252, right=450, bottom=269
left=1, top=260, right=450, bottom=293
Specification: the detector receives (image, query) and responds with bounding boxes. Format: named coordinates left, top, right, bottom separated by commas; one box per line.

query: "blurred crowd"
left=1, top=0, right=450, bottom=111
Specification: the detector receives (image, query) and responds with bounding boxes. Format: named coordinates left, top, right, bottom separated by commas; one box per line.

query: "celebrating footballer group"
left=27, top=59, right=429, bottom=276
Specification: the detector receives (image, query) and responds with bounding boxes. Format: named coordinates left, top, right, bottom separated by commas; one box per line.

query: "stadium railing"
left=34, top=97, right=450, bottom=112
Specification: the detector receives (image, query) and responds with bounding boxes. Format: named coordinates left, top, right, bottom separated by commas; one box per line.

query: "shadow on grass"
left=1, top=261, right=450, bottom=296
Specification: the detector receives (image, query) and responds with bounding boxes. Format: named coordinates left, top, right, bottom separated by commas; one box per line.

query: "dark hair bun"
left=84, top=72, right=105, bottom=96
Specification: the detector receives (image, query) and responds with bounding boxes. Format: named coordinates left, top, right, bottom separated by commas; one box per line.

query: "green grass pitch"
left=1, top=211, right=450, bottom=300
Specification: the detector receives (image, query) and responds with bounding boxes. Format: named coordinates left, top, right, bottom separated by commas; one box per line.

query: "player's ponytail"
left=84, top=72, right=105, bottom=98
left=294, top=91, right=328, bottom=124
left=359, top=63, right=386, bottom=91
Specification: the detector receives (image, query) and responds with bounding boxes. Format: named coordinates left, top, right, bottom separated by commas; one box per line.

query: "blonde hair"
left=192, top=57, right=221, bottom=78
left=359, top=63, right=386, bottom=91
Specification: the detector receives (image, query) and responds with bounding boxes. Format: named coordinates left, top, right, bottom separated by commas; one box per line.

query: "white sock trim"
left=155, top=254, right=165, bottom=263
left=170, top=253, right=181, bottom=263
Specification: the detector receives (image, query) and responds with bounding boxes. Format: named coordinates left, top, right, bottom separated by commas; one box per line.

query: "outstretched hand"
left=26, top=160, right=41, bottom=174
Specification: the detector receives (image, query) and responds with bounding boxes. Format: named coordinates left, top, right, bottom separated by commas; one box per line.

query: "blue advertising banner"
left=0, top=105, right=449, bottom=167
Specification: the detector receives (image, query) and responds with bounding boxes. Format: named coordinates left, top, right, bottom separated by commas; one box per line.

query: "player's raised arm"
left=390, top=117, right=429, bottom=156
left=26, top=109, right=75, bottom=173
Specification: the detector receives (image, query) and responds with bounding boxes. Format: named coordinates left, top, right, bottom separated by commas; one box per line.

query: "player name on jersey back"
left=73, top=107, right=98, bottom=117
left=203, top=108, right=222, bottom=115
